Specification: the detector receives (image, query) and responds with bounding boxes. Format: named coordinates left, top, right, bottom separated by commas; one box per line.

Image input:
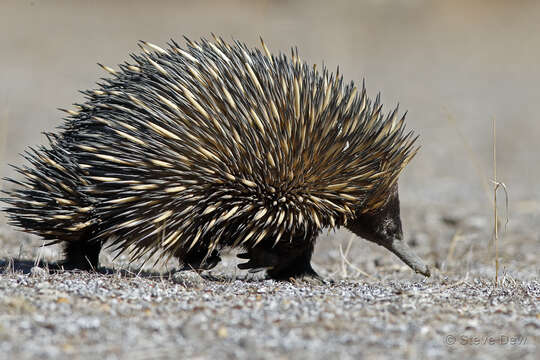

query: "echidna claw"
left=237, top=261, right=254, bottom=270
left=247, top=267, right=266, bottom=274
left=237, top=260, right=268, bottom=273
left=237, top=251, right=276, bottom=272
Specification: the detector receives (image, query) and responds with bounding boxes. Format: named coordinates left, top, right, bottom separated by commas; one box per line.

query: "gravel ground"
left=0, top=202, right=538, bottom=360
left=1, top=1, right=539, bottom=359
left=0, top=260, right=538, bottom=360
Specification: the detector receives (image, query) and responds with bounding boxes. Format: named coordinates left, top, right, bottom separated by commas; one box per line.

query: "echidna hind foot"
left=58, top=234, right=103, bottom=271
left=176, top=247, right=222, bottom=271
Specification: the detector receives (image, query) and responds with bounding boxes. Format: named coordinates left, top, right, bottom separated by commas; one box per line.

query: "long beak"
left=385, top=239, right=431, bottom=277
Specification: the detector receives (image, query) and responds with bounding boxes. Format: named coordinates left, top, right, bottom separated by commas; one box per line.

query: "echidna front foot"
left=269, top=263, right=323, bottom=283
left=238, top=240, right=321, bottom=282
left=266, top=259, right=321, bottom=282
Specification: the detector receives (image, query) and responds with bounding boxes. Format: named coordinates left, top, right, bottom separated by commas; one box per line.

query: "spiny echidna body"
left=2, top=36, right=430, bottom=279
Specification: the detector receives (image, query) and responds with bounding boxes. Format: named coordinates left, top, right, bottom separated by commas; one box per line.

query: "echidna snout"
left=346, top=185, right=430, bottom=277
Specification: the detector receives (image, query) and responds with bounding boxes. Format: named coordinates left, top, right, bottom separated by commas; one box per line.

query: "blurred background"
left=0, top=0, right=538, bottom=275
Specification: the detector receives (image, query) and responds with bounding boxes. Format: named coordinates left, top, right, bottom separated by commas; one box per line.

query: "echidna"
left=2, top=36, right=430, bottom=280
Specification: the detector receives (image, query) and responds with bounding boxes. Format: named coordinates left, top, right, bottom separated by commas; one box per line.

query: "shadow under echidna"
left=1, top=36, right=430, bottom=280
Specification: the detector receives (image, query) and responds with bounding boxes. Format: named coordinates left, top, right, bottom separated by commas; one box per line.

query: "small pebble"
left=30, top=266, right=48, bottom=277
left=172, top=270, right=204, bottom=287
left=217, top=327, right=228, bottom=338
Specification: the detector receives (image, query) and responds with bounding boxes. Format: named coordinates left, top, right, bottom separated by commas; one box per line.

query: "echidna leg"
left=239, top=238, right=320, bottom=280
left=61, top=232, right=102, bottom=271
left=266, top=242, right=320, bottom=280
left=177, top=247, right=222, bottom=271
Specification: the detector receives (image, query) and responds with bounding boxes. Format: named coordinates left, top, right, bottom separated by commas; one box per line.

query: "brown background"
left=1, top=0, right=539, bottom=202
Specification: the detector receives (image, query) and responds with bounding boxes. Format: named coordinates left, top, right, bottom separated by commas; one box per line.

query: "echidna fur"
left=1, top=36, right=430, bottom=279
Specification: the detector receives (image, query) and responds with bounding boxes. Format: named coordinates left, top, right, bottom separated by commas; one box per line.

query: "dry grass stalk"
left=491, top=118, right=509, bottom=286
